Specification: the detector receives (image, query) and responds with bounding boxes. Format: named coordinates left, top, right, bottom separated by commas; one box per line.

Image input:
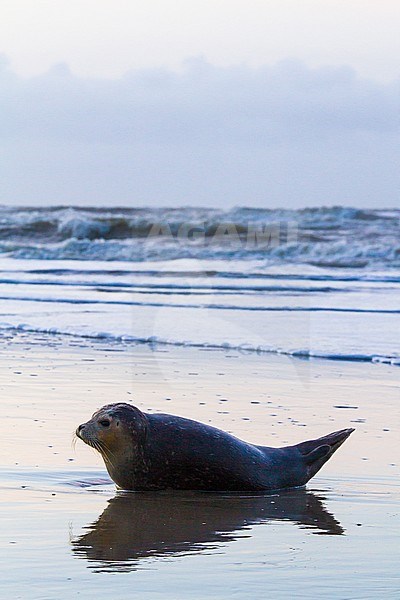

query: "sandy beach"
left=1, top=331, right=399, bottom=598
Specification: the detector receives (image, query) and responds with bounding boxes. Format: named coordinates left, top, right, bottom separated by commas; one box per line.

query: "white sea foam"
left=0, top=206, right=399, bottom=268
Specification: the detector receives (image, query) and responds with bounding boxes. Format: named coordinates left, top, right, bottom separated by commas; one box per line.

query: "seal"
left=76, top=403, right=354, bottom=492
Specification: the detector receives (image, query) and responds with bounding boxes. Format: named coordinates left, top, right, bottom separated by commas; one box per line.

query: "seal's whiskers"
left=96, top=439, right=117, bottom=469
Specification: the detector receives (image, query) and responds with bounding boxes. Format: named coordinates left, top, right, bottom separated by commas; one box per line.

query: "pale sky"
left=1, top=1, right=399, bottom=207
left=2, top=0, right=400, bottom=81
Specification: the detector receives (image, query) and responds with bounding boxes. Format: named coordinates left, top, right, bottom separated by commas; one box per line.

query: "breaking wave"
left=0, top=205, right=399, bottom=269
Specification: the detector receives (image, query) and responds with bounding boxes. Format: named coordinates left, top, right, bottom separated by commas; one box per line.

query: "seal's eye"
left=99, top=419, right=111, bottom=428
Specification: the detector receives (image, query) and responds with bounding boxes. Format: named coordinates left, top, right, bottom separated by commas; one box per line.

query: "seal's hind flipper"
left=296, top=428, right=354, bottom=480
left=303, top=444, right=331, bottom=465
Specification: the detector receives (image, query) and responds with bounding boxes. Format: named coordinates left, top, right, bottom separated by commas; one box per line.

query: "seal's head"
left=76, top=403, right=148, bottom=488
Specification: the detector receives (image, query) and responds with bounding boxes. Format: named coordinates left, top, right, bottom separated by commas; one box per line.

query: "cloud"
left=0, top=56, right=398, bottom=207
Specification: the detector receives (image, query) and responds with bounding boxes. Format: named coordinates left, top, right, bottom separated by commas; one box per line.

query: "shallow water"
left=2, top=472, right=399, bottom=599
left=0, top=335, right=399, bottom=598
left=0, top=205, right=399, bottom=366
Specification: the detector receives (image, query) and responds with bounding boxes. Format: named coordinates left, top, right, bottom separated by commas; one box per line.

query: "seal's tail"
left=295, top=428, right=355, bottom=480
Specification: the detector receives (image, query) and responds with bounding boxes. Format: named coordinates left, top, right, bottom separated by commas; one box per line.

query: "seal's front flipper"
left=295, top=428, right=354, bottom=481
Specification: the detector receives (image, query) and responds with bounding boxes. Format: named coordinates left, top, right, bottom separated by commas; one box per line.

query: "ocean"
left=0, top=205, right=399, bottom=365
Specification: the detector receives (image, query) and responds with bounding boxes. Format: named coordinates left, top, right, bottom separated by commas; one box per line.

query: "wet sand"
left=0, top=332, right=399, bottom=599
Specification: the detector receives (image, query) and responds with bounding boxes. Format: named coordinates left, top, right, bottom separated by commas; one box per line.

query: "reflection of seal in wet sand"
left=72, top=489, right=343, bottom=571
left=76, top=403, right=354, bottom=492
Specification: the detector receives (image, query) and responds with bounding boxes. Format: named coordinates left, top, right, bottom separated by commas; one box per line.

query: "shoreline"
left=1, top=324, right=399, bottom=367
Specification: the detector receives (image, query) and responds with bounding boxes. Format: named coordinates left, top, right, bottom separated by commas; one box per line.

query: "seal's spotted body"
left=76, top=403, right=354, bottom=492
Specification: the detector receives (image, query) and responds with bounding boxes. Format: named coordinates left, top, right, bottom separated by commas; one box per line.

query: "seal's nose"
left=76, top=423, right=86, bottom=437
